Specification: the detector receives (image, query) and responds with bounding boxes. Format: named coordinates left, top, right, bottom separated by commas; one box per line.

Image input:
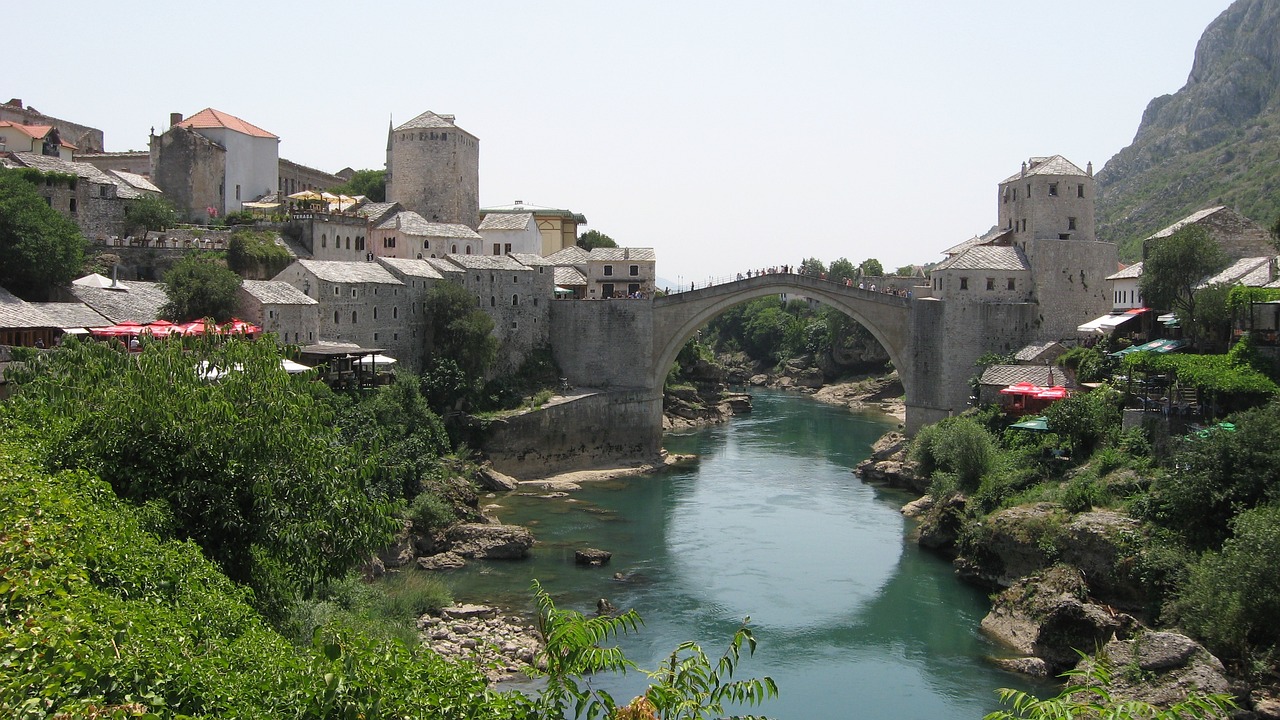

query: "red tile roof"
left=177, top=108, right=277, bottom=139
left=0, top=121, right=76, bottom=148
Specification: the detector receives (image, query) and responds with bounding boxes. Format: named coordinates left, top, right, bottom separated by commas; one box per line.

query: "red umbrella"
left=90, top=321, right=145, bottom=337
left=220, top=318, right=261, bottom=336
left=1000, top=382, right=1045, bottom=396
left=1035, top=386, right=1070, bottom=400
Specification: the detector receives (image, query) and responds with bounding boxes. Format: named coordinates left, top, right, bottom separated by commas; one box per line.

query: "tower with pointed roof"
left=385, top=111, right=480, bottom=229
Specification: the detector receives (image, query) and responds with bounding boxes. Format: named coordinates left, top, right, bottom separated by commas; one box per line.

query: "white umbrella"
left=356, top=354, right=397, bottom=369
left=280, top=358, right=313, bottom=374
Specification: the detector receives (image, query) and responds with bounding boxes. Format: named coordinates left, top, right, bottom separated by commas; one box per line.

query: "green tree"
left=227, top=228, right=293, bottom=279
left=1139, top=226, right=1227, bottom=325
left=577, top=229, right=618, bottom=250
left=1172, top=504, right=1280, bottom=660
left=828, top=257, right=857, bottom=284
left=0, top=168, right=86, bottom=299
left=0, top=338, right=398, bottom=612
left=160, top=253, right=243, bottom=321
left=1186, top=283, right=1232, bottom=353
left=799, top=257, right=826, bottom=276
left=329, top=168, right=386, bottom=202
left=895, top=264, right=917, bottom=277
left=859, top=258, right=884, bottom=277
left=909, top=416, right=997, bottom=491
left=422, top=281, right=498, bottom=404
left=123, top=193, right=178, bottom=236
left=1043, top=386, right=1123, bottom=456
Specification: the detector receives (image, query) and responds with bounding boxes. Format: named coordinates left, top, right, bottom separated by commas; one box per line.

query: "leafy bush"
left=909, top=416, right=997, bottom=491
left=226, top=229, right=292, bottom=279
left=409, top=491, right=457, bottom=535
left=1043, top=386, right=1122, bottom=455
left=1171, top=504, right=1280, bottom=661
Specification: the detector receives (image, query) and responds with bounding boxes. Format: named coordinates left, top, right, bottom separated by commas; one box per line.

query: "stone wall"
left=459, top=266, right=552, bottom=374
left=76, top=151, right=151, bottom=177
left=1025, top=238, right=1117, bottom=340
left=480, top=390, right=663, bottom=478
left=151, top=127, right=225, bottom=223
left=278, top=158, right=343, bottom=198
left=0, top=100, right=104, bottom=152
left=387, top=126, right=480, bottom=228
left=296, top=215, right=369, bottom=261
left=549, top=299, right=654, bottom=389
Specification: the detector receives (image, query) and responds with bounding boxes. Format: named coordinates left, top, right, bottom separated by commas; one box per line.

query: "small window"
left=490, top=296, right=496, bottom=307
left=334, top=286, right=339, bottom=296
left=1048, top=182, right=1058, bottom=197
left=959, top=277, right=969, bottom=290
left=99, top=185, right=108, bottom=198
left=322, top=233, right=327, bottom=248
left=69, top=198, right=77, bottom=212
left=1077, top=185, right=1085, bottom=198
left=235, top=184, right=241, bottom=201
left=629, top=265, right=639, bottom=276
left=268, top=309, right=275, bottom=319
left=1007, top=277, right=1015, bottom=291
left=512, top=294, right=519, bottom=306
left=333, top=311, right=339, bottom=324
left=373, top=307, right=378, bottom=320
left=604, top=265, right=614, bottom=276
left=352, top=311, right=357, bottom=323
left=351, top=288, right=357, bottom=298
left=393, top=307, right=398, bottom=319
left=1068, top=217, right=1076, bottom=230
left=986, top=278, right=994, bottom=291
left=493, top=243, right=501, bottom=255
left=513, top=275, right=519, bottom=283
left=373, top=332, right=379, bottom=341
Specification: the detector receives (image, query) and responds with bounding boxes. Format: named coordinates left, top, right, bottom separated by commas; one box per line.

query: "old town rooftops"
left=393, top=111, right=469, bottom=134
left=589, top=247, right=656, bottom=262
left=444, top=254, right=529, bottom=271
left=177, top=108, right=277, bottom=139
left=376, top=257, right=445, bottom=280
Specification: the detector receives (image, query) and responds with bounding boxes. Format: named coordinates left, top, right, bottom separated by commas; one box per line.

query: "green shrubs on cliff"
left=909, top=416, right=998, bottom=492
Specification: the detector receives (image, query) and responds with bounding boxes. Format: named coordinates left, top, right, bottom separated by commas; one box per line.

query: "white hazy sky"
left=9, top=0, right=1233, bottom=283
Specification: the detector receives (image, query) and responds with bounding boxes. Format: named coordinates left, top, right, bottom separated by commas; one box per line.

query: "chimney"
left=6, top=98, right=22, bottom=109
left=110, top=264, right=119, bottom=288
left=1020, top=161, right=1027, bottom=178
left=1087, top=161, right=1093, bottom=177
left=170, top=112, right=183, bottom=128
left=441, top=114, right=456, bottom=124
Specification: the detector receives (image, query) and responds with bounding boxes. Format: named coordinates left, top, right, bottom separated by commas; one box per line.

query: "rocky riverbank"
left=856, top=428, right=1280, bottom=716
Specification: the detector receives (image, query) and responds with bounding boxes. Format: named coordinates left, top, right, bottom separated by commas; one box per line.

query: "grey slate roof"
left=240, top=280, right=318, bottom=305
left=0, top=287, right=56, bottom=328
left=1145, top=207, right=1227, bottom=241
left=377, top=212, right=481, bottom=239
left=107, top=169, right=161, bottom=194
left=589, top=247, right=656, bottom=262
left=933, top=245, right=1030, bottom=272
left=478, top=212, right=534, bottom=231
left=295, top=260, right=403, bottom=285
left=941, top=227, right=1010, bottom=257
left=979, top=364, right=1072, bottom=388
left=70, top=281, right=169, bottom=323
left=554, top=267, right=587, bottom=286
left=425, top=258, right=464, bottom=276
left=28, top=302, right=112, bottom=328
left=510, top=253, right=554, bottom=267
left=1001, top=155, right=1088, bottom=183
left=394, top=111, right=463, bottom=132
left=444, top=254, right=530, bottom=271
left=1106, top=262, right=1144, bottom=281
left=544, top=246, right=591, bottom=265
left=1014, top=341, right=1066, bottom=363
left=1198, top=256, right=1276, bottom=288
left=377, top=257, right=445, bottom=280
left=355, top=201, right=401, bottom=225
left=9, top=152, right=140, bottom=197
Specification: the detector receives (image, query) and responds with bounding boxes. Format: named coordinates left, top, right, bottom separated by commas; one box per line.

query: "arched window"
left=373, top=307, right=378, bottom=320
left=393, top=306, right=398, bottom=319
left=452, top=244, right=458, bottom=254
left=321, top=233, right=327, bottom=248
left=490, top=296, right=496, bottom=307
left=465, top=246, right=472, bottom=255
left=424, top=239, right=430, bottom=249
left=512, top=294, right=519, bottom=306
left=352, top=311, right=358, bottom=323
left=333, top=311, right=339, bottom=324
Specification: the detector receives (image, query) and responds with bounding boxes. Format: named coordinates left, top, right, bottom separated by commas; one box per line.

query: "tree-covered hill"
left=1097, top=0, right=1280, bottom=261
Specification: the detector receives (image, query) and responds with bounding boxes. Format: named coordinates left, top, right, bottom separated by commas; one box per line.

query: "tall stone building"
left=385, top=111, right=479, bottom=229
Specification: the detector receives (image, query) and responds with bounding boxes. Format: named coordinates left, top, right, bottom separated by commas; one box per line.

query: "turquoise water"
left=446, top=391, right=1044, bottom=718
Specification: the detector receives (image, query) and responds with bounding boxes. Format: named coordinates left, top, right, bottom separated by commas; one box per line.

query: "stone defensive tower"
left=386, top=111, right=480, bottom=229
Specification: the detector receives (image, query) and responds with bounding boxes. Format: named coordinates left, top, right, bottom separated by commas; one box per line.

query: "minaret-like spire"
left=386, top=115, right=393, bottom=151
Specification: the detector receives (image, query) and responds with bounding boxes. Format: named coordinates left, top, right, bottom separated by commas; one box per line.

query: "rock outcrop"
left=418, top=604, right=543, bottom=682
left=444, top=523, right=535, bottom=560
left=1074, top=631, right=1233, bottom=708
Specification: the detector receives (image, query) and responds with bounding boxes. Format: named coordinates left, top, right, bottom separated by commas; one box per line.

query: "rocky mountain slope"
left=1097, top=0, right=1280, bottom=260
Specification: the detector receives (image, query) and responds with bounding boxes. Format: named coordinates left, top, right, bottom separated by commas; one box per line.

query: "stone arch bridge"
left=490, top=272, right=1015, bottom=477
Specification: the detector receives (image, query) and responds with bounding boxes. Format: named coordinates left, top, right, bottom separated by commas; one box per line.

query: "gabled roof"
left=933, top=245, right=1030, bottom=272
left=942, top=227, right=1011, bottom=257
left=1144, top=207, right=1228, bottom=241
left=444, top=254, right=530, bottom=271
left=177, top=108, right=277, bottom=139
left=425, top=257, right=464, bottom=276
left=106, top=169, right=161, bottom=194
left=0, top=287, right=56, bottom=328
left=1106, top=262, right=1144, bottom=281
left=0, top=121, right=76, bottom=149
left=294, top=260, right=402, bottom=285
left=376, top=211, right=481, bottom=239
left=544, top=245, right=590, bottom=265
left=1001, top=155, right=1088, bottom=183
left=554, top=266, right=587, bottom=286
left=394, top=111, right=463, bottom=132
left=240, top=279, right=318, bottom=305
left=1198, top=256, right=1276, bottom=289
left=69, top=281, right=169, bottom=324
left=510, top=253, right=554, bottom=267
left=589, top=247, right=656, bottom=262
left=478, top=212, right=534, bottom=231
left=28, top=301, right=112, bottom=328
left=979, top=364, right=1072, bottom=388
left=354, top=201, right=400, bottom=225
left=377, top=257, right=444, bottom=280
left=1014, top=341, right=1066, bottom=363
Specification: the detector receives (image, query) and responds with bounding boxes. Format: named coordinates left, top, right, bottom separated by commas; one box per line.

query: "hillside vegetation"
left=1097, top=0, right=1280, bottom=260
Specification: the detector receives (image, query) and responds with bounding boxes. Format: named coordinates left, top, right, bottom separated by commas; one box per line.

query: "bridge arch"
left=651, top=274, right=913, bottom=405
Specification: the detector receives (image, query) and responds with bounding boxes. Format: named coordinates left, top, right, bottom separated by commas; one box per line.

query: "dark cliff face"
left=1097, top=0, right=1280, bottom=260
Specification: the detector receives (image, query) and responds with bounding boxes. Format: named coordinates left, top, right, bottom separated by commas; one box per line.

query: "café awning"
left=1077, top=308, right=1147, bottom=334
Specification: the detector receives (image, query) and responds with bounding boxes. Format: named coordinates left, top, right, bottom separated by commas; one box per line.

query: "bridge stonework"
left=540, top=274, right=1040, bottom=469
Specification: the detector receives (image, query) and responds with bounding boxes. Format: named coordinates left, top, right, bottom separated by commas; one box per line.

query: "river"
left=446, top=390, right=1045, bottom=719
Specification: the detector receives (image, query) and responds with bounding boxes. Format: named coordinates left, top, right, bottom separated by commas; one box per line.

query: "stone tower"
left=386, top=111, right=480, bottom=229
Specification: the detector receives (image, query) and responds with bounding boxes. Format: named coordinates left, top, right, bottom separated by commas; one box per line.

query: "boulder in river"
left=1073, top=631, right=1232, bottom=708
left=445, top=523, right=535, bottom=560
left=575, top=548, right=613, bottom=566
